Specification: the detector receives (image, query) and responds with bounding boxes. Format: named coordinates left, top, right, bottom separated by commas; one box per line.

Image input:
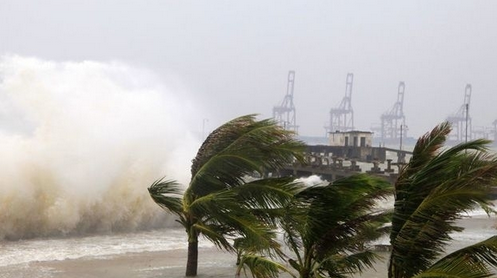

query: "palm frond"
left=147, top=178, right=184, bottom=217
left=421, top=235, right=497, bottom=278
left=299, top=175, right=392, bottom=251
left=280, top=174, right=392, bottom=277
left=234, top=177, right=304, bottom=224
left=413, top=256, right=491, bottom=278
left=189, top=115, right=306, bottom=197
left=236, top=254, right=296, bottom=278
left=193, top=222, right=234, bottom=251
left=187, top=187, right=239, bottom=217
left=187, top=188, right=283, bottom=255
left=147, top=115, right=307, bottom=277
left=389, top=122, right=497, bottom=278
left=226, top=214, right=282, bottom=257
left=398, top=121, right=452, bottom=184
left=234, top=235, right=283, bottom=262
left=321, top=250, right=384, bottom=277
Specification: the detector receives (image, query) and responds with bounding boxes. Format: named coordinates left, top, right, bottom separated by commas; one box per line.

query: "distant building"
left=329, top=130, right=373, bottom=147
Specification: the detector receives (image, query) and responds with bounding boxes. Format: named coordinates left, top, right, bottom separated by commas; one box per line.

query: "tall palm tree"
left=281, top=174, right=393, bottom=278
left=148, top=114, right=306, bottom=276
left=388, top=122, right=497, bottom=278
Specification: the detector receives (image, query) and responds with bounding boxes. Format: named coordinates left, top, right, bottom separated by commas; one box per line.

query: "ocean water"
left=1, top=56, right=497, bottom=277
left=0, top=209, right=494, bottom=277
left=0, top=56, right=199, bottom=238
left=0, top=56, right=202, bottom=276
left=0, top=228, right=189, bottom=267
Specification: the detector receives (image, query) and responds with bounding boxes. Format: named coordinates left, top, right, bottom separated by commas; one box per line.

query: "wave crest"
left=0, top=55, right=199, bottom=240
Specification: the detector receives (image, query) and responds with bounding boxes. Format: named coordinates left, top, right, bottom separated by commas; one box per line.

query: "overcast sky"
left=1, top=0, right=497, bottom=138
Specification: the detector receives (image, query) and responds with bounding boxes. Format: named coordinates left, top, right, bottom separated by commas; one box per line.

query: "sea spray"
left=0, top=55, right=201, bottom=240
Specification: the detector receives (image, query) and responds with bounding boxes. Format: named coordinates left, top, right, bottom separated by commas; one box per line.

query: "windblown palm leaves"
left=148, top=114, right=306, bottom=276
left=236, top=254, right=294, bottom=278
left=282, top=174, right=393, bottom=278
left=388, top=121, right=497, bottom=278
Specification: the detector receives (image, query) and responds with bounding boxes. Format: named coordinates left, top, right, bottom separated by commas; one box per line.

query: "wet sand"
left=3, top=247, right=388, bottom=278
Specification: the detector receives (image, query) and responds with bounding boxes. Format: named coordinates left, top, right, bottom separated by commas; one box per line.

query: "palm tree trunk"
left=186, top=232, right=199, bottom=276
left=301, top=255, right=312, bottom=278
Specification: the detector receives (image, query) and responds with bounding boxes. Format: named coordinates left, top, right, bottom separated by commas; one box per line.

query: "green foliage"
left=189, top=114, right=305, bottom=197
left=282, top=174, right=393, bottom=278
left=236, top=254, right=296, bottom=278
left=388, top=121, right=497, bottom=278
left=414, top=236, right=497, bottom=278
left=148, top=179, right=184, bottom=219
left=148, top=114, right=306, bottom=276
left=149, top=117, right=497, bottom=278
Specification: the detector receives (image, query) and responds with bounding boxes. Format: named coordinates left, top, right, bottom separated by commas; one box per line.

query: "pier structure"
left=273, top=71, right=298, bottom=133
left=326, top=73, right=354, bottom=134
left=379, top=82, right=407, bottom=144
left=446, top=84, right=472, bottom=143
left=269, top=145, right=412, bottom=184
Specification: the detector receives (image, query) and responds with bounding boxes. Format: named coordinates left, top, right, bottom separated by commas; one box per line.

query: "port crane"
left=446, top=84, right=472, bottom=142
left=273, top=71, right=298, bottom=133
left=380, top=82, right=406, bottom=143
left=327, top=73, right=354, bottom=133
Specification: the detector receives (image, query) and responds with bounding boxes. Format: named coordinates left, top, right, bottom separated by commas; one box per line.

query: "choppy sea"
left=0, top=208, right=495, bottom=275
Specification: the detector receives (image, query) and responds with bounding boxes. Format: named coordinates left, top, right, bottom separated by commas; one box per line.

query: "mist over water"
left=0, top=55, right=200, bottom=240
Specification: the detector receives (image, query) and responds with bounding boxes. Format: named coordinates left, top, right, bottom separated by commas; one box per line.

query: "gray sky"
left=1, top=0, right=497, bottom=138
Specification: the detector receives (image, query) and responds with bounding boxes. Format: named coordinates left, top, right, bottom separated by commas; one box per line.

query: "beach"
left=1, top=247, right=388, bottom=278
left=0, top=214, right=494, bottom=278
left=27, top=248, right=237, bottom=278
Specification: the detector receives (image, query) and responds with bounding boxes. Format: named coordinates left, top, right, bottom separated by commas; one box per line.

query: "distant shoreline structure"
left=297, top=135, right=497, bottom=151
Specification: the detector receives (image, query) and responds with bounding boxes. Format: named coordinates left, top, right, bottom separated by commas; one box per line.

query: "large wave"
left=0, top=55, right=200, bottom=240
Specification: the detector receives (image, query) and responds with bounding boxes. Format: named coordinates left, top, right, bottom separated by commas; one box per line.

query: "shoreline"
left=0, top=216, right=493, bottom=278
left=32, top=248, right=236, bottom=278
left=2, top=247, right=388, bottom=278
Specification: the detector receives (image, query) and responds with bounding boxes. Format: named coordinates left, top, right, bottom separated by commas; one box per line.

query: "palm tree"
left=235, top=253, right=293, bottom=278
left=148, top=114, right=306, bottom=276
left=281, top=174, right=393, bottom=278
left=388, top=122, right=497, bottom=278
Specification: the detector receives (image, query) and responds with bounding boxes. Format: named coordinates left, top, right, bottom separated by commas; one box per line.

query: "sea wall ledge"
left=267, top=145, right=412, bottom=183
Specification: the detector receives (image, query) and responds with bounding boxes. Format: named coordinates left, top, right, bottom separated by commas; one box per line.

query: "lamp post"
left=400, top=124, right=408, bottom=151
left=399, top=124, right=408, bottom=164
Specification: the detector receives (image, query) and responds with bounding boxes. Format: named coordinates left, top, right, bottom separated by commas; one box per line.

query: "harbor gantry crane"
left=472, top=125, right=492, bottom=140
left=446, top=84, right=472, bottom=142
left=273, top=71, right=298, bottom=133
left=380, top=82, right=406, bottom=143
left=327, top=73, right=354, bottom=133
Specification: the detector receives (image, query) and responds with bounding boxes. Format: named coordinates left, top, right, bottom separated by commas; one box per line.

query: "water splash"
left=0, top=55, right=200, bottom=240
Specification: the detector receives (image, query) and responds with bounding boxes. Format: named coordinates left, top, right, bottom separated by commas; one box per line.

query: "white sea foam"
left=0, top=228, right=215, bottom=267
left=295, top=175, right=324, bottom=186
left=0, top=55, right=201, bottom=240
